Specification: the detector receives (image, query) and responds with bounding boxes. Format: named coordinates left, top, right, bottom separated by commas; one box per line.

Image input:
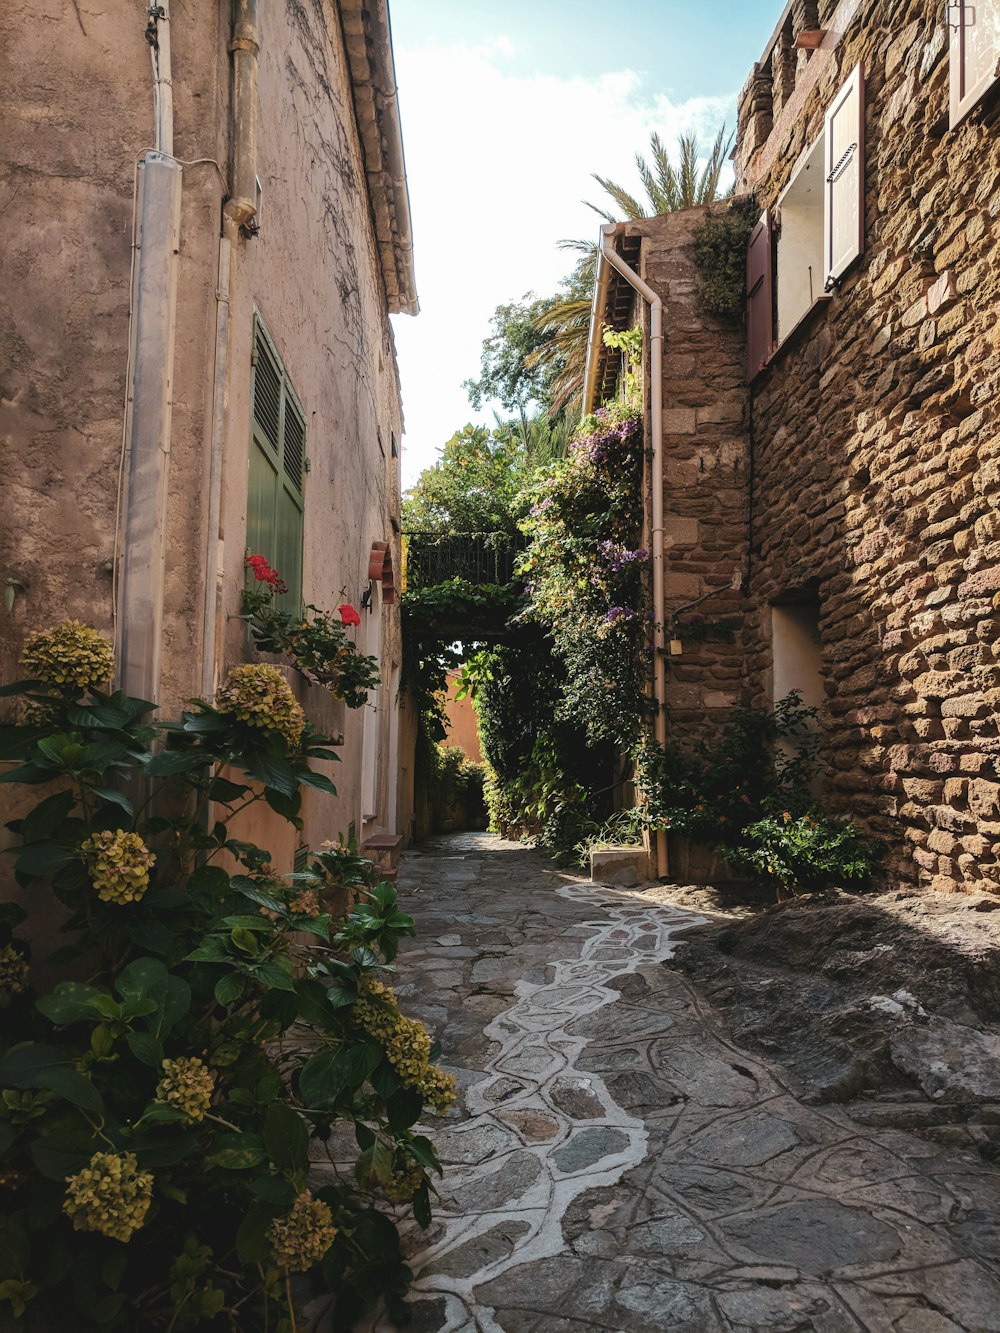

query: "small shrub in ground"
left=0, top=624, right=450, bottom=1330
left=727, top=812, right=882, bottom=900
left=427, top=745, right=487, bottom=833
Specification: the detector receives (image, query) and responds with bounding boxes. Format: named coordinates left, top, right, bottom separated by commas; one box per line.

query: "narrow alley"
left=369, top=834, right=1000, bottom=1332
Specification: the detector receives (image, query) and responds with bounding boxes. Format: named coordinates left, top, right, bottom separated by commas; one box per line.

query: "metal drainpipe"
left=200, top=222, right=236, bottom=699
left=117, top=2, right=182, bottom=703
left=597, top=223, right=668, bottom=879
left=201, top=1, right=260, bottom=696
left=225, top=0, right=260, bottom=230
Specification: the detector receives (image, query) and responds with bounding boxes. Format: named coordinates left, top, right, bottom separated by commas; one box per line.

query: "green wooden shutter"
left=247, top=319, right=305, bottom=609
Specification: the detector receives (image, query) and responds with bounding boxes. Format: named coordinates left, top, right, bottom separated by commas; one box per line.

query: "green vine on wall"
left=691, top=195, right=759, bottom=322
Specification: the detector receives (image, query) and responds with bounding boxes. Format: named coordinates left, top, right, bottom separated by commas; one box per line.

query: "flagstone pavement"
left=359, top=833, right=1000, bottom=1332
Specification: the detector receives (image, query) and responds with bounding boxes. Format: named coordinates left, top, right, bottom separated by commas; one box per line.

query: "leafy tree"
left=402, top=425, right=531, bottom=536
left=463, top=293, right=563, bottom=415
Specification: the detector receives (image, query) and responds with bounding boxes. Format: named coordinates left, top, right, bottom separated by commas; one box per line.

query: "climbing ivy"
left=518, top=400, right=649, bottom=747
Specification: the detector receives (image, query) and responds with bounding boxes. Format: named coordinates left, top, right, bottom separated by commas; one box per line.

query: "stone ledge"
left=590, top=846, right=653, bottom=887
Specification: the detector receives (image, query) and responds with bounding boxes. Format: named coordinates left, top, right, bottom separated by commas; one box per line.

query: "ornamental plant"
left=242, top=554, right=379, bottom=709
left=727, top=811, right=882, bottom=900
left=518, top=399, right=648, bottom=747
left=0, top=628, right=451, bottom=1330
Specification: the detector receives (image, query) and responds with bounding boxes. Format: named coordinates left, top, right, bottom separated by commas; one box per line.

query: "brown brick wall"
left=624, top=211, right=750, bottom=747
left=737, top=2, right=1000, bottom=892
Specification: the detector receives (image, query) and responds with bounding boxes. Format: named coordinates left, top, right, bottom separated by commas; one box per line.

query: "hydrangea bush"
left=0, top=624, right=451, bottom=1330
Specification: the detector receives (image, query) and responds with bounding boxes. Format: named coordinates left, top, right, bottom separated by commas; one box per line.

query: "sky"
left=388, top=0, right=780, bottom=486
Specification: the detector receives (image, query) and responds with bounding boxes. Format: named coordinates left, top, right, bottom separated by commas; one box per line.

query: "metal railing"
left=403, top=531, right=526, bottom=589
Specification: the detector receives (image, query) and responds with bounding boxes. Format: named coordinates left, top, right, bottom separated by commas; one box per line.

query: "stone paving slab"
left=356, top=834, right=1000, bottom=1332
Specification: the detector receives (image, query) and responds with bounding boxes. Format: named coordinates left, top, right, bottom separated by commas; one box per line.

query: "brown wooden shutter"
left=949, top=0, right=1000, bottom=126
left=824, top=64, right=864, bottom=290
left=746, top=210, right=773, bottom=382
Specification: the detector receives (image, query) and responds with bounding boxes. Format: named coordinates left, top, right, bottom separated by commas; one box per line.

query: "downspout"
left=117, top=2, right=182, bottom=702
left=225, top=0, right=260, bottom=231
left=597, top=224, right=668, bottom=880
left=201, top=0, right=260, bottom=697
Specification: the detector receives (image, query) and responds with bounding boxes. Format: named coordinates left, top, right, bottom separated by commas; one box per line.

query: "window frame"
left=247, top=315, right=307, bottom=610
left=949, top=0, right=1000, bottom=127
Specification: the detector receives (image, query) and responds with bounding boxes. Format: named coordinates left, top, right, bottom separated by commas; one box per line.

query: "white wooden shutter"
left=746, top=210, right=773, bottom=381
left=823, top=64, right=864, bottom=290
left=949, top=0, right=1000, bottom=127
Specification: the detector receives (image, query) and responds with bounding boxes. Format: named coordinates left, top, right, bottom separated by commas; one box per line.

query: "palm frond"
left=589, top=174, right=647, bottom=220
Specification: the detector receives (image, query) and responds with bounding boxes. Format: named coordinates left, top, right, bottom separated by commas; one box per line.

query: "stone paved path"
left=371, top=834, right=1000, bottom=1332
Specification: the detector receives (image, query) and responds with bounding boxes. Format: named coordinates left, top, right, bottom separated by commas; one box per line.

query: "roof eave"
left=340, top=0, right=419, bottom=316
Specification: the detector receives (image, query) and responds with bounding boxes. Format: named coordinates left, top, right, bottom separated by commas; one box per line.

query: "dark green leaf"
left=15, top=842, right=78, bottom=878
left=247, top=754, right=297, bottom=797
left=0, top=679, right=37, bottom=698
left=0, top=902, right=27, bottom=929
left=386, top=1087, right=424, bottom=1134
left=208, top=1132, right=267, bottom=1170
left=230, top=926, right=259, bottom=955
left=250, top=1175, right=298, bottom=1208
left=0, top=1044, right=102, bottom=1112
left=214, top=972, right=246, bottom=1006
left=21, top=791, right=76, bottom=842
left=142, top=749, right=209, bottom=778
left=236, top=1203, right=278, bottom=1264
left=187, top=864, right=232, bottom=906
left=254, top=961, right=296, bottom=992
left=264, top=1101, right=309, bottom=1171
left=412, top=1180, right=432, bottom=1228
left=115, top=957, right=168, bottom=1005
left=207, top=777, right=250, bottom=802
left=88, top=787, right=133, bottom=816
left=126, top=1032, right=163, bottom=1067
left=136, top=1102, right=187, bottom=1125
left=128, top=919, right=175, bottom=955
left=355, top=1136, right=392, bottom=1189
left=263, top=786, right=302, bottom=820
left=295, top=769, right=338, bottom=796
left=30, top=1134, right=93, bottom=1182
left=36, top=981, right=107, bottom=1025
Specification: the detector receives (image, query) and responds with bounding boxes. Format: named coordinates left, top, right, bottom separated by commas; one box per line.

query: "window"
left=746, top=64, right=864, bottom=380
left=247, top=318, right=306, bottom=608
left=949, top=0, right=1000, bottom=126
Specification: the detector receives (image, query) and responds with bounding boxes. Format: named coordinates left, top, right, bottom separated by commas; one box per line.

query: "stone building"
left=0, top=0, right=415, bottom=873
left=585, top=0, right=1000, bottom=893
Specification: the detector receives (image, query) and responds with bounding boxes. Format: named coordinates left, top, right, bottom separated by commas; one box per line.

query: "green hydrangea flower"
left=268, top=1190, right=337, bottom=1271
left=80, top=830, right=156, bottom=905
left=215, top=664, right=305, bottom=748
left=155, top=1056, right=215, bottom=1121
left=63, top=1151, right=153, bottom=1242
left=21, top=620, right=115, bottom=690
left=0, top=944, right=28, bottom=998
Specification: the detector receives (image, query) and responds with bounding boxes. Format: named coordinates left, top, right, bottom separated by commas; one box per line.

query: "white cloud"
left=391, top=38, right=736, bottom=484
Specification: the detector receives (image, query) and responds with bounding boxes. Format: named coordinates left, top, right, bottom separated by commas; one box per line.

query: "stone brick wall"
left=732, top=0, right=1000, bottom=893
left=625, top=211, right=750, bottom=746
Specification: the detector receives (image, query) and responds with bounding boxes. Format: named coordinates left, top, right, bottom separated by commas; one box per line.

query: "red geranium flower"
left=338, top=604, right=362, bottom=627
left=245, top=554, right=288, bottom=595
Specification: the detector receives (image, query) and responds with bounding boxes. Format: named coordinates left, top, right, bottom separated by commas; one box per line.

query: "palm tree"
left=530, top=127, right=733, bottom=410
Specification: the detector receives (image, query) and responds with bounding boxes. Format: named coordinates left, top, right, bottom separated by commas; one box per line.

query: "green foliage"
left=463, top=293, right=568, bottom=414
left=472, top=644, right=619, bottom=861
left=519, top=401, right=648, bottom=747
left=691, top=196, right=759, bottom=322
left=239, top=598, right=379, bottom=710
left=0, top=646, right=452, bottom=1330
left=402, top=425, right=532, bottom=536
left=727, top=812, right=882, bottom=899
left=424, top=746, right=487, bottom=834
left=586, top=126, right=735, bottom=223
left=633, top=692, right=821, bottom=847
